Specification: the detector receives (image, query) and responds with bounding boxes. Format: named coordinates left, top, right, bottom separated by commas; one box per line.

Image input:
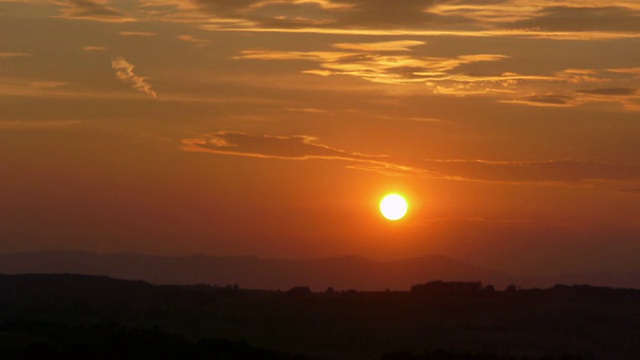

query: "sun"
left=380, top=194, right=408, bottom=221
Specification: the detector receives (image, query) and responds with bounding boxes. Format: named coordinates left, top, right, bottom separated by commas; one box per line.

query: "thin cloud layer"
left=503, top=95, right=576, bottom=107
left=54, top=0, right=136, bottom=22
left=233, top=39, right=639, bottom=109
left=235, top=46, right=516, bottom=88
left=507, top=6, right=640, bottom=32
left=0, top=52, right=31, bottom=58
left=0, top=120, right=82, bottom=130
left=175, top=34, right=210, bottom=46
left=419, top=159, right=640, bottom=183
left=111, top=56, right=157, bottom=98
left=333, top=40, right=426, bottom=52
left=576, top=87, right=637, bottom=96
left=7, top=0, right=640, bottom=39
left=83, top=46, right=108, bottom=52
left=181, top=131, right=392, bottom=163
left=182, top=131, right=640, bottom=184
left=119, top=31, right=157, bottom=36
left=4, top=0, right=640, bottom=110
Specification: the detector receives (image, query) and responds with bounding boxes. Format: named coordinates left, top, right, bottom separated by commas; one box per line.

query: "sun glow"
left=380, top=194, right=408, bottom=221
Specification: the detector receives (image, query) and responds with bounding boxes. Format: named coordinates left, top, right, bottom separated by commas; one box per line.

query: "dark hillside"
left=1, top=274, right=639, bottom=359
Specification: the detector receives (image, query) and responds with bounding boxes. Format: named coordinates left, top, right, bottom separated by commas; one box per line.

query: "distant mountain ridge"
left=0, top=251, right=515, bottom=291
left=3, top=251, right=640, bottom=290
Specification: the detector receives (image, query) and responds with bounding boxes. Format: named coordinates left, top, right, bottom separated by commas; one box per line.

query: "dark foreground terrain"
left=0, top=274, right=638, bottom=359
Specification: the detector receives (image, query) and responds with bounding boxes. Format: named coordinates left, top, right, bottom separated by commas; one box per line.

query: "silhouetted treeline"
left=381, top=351, right=583, bottom=360
left=410, top=281, right=485, bottom=296
left=0, top=321, right=309, bottom=359
left=1, top=274, right=640, bottom=359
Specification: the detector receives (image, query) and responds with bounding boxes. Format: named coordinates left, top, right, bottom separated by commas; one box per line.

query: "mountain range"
left=0, top=251, right=516, bottom=290
left=1, top=251, right=639, bottom=290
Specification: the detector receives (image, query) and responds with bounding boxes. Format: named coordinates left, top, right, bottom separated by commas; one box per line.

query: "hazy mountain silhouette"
left=0, top=251, right=516, bottom=290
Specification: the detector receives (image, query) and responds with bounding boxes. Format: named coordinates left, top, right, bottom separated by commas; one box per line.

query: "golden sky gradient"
left=1, top=0, right=639, bottom=276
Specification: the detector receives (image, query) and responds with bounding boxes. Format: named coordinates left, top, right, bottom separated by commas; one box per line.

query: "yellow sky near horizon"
left=1, top=0, right=639, bottom=276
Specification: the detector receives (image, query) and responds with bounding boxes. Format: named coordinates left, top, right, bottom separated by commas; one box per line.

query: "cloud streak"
left=175, top=34, right=210, bottom=46
left=111, top=56, right=157, bottom=98
left=0, top=52, right=31, bottom=59
left=235, top=46, right=520, bottom=88
left=182, top=131, right=396, bottom=162
left=11, top=0, right=640, bottom=39
left=54, top=0, right=135, bottom=22
left=0, top=120, right=82, bottom=130
left=576, top=87, right=637, bottom=96
left=232, top=41, right=637, bottom=109
left=506, top=6, right=640, bottom=32
left=182, top=131, right=640, bottom=185
left=119, top=31, right=157, bottom=36
left=83, top=46, right=108, bottom=52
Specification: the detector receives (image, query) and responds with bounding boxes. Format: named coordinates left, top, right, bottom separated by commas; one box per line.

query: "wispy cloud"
left=0, top=120, right=82, bottom=130
left=235, top=46, right=514, bottom=88
left=0, top=78, right=70, bottom=97
left=233, top=41, right=640, bottom=109
left=175, top=34, right=210, bottom=46
left=83, top=46, right=108, bottom=52
left=181, top=131, right=415, bottom=174
left=182, top=131, right=640, bottom=185
left=501, top=95, right=577, bottom=107
left=54, top=0, right=136, bottom=22
left=189, top=0, right=640, bottom=40
left=182, top=131, right=388, bottom=162
left=576, top=87, right=637, bottom=96
left=119, top=31, right=157, bottom=36
left=0, top=52, right=31, bottom=59
left=506, top=6, right=640, bottom=32
left=332, top=40, right=426, bottom=52
left=111, top=56, right=157, bottom=98
left=12, top=0, right=640, bottom=39
left=417, top=158, right=640, bottom=183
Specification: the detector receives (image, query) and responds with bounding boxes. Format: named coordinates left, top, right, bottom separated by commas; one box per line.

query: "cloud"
left=119, top=31, right=157, bottom=36
left=418, top=159, right=640, bottom=183
left=54, top=0, right=136, bottom=22
left=608, top=67, right=640, bottom=76
left=181, top=131, right=417, bottom=174
left=182, top=131, right=640, bottom=184
left=232, top=41, right=640, bottom=109
left=235, top=45, right=513, bottom=87
left=284, top=107, right=326, bottom=113
left=190, top=0, right=261, bottom=18
left=182, top=131, right=386, bottom=161
left=334, top=0, right=473, bottom=28
left=501, top=94, right=576, bottom=107
left=0, top=78, right=71, bottom=97
left=186, top=0, right=640, bottom=40
left=175, top=34, right=210, bottom=46
left=187, top=0, right=467, bottom=31
left=496, top=66, right=640, bottom=109
left=83, top=46, right=108, bottom=52
left=231, top=42, right=640, bottom=107
left=576, top=87, right=637, bottom=96
left=111, top=56, right=157, bottom=98
left=12, top=0, right=636, bottom=40
left=332, top=40, right=426, bottom=52
left=507, top=6, right=640, bottom=32
left=0, top=120, right=82, bottom=130
left=0, top=52, right=31, bottom=58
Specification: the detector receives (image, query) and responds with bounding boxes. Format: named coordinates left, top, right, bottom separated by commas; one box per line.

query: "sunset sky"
left=1, top=0, right=639, bottom=277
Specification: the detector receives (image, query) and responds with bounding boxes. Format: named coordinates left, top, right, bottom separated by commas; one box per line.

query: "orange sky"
left=1, top=0, right=639, bottom=276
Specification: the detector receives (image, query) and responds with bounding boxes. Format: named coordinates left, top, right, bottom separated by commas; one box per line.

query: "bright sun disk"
left=380, top=194, right=408, bottom=221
